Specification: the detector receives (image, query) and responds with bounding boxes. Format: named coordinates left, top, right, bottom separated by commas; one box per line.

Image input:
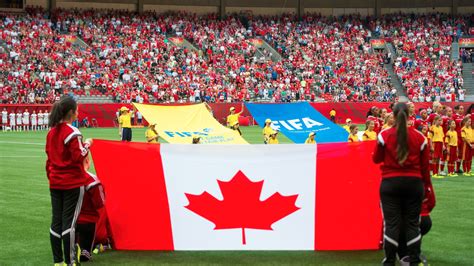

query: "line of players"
left=1, top=108, right=50, bottom=132
left=347, top=102, right=473, bottom=177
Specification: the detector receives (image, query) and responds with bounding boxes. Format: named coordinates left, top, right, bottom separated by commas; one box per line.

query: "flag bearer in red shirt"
left=46, top=96, right=93, bottom=266
left=373, top=103, right=432, bottom=266
left=76, top=156, right=105, bottom=262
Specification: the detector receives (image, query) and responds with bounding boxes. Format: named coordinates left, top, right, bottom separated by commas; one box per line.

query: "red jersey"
left=408, top=115, right=416, bottom=127
left=414, top=118, right=428, bottom=130
left=373, top=127, right=430, bottom=183
left=46, top=123, right=90, bottom=189
left=442, top=116, right=452, bottom=134
left=78, top=171, right=105, bottom=224
left=421, top=182, right=436, bottom=216
left=427, top=112, right=441, bottom=126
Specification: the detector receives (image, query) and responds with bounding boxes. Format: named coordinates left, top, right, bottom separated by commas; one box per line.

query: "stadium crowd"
left=371, top=13, right=467, bottom=102
left=1, top=9, right=470, bottom=105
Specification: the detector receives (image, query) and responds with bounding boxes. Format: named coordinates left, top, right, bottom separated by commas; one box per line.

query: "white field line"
left=0, top=141, right=44, bottom=146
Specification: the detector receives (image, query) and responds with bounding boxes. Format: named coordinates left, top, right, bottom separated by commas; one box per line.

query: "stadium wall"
left=2, top=103, right=472, bottom=128
left=24, top=0, right=470, bottom=15
left=25, top=0, right=48, bottom=8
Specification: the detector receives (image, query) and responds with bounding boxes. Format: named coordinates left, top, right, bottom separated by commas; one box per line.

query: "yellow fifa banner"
left=133, top=103, right=248, bottom=144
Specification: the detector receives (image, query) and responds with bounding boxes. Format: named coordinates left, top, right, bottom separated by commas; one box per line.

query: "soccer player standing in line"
left=1, top=108, right=7, bottom=131
left=16, top=109, right=22, bottom=132
left=23, top=108, right=30, bottom=131
left=38, top=110, right=44, bottom=130
left=373, top=102, right=432, bottom=265
left=46, top=96, right=92, bottom=265
left=31, top=110, right=38, bottom=131
left=9, top=110, right=16, bottom=131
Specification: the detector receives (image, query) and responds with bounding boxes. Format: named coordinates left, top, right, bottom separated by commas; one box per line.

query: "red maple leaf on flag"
left=185, top=170, right=300, bottom=245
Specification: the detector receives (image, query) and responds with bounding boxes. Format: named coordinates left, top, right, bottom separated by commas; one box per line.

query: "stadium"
left=1, top=0, right=473, bottom=265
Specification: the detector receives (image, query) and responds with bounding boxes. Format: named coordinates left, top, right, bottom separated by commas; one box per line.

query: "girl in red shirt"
left=373, top=103, right=432, bottom=265
left=46, top=96, right=92, bottom=265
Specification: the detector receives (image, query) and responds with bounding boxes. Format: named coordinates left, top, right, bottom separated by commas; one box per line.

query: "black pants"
left=50, top=187, right=84, bottom=264
left=398, top=215, right=432, bottom=259
left=380, top=177, right=424, bottom=265
left=122, top=127, right=132, bottom=141
left=76, top=222, right=96, bottom=262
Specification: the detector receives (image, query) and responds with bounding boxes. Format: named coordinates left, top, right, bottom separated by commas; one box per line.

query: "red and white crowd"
left=0, top=8, right=469, bottom=104
left=1, top=107, right=50, bottom=131
left=371, top=13, right=467, bottom=102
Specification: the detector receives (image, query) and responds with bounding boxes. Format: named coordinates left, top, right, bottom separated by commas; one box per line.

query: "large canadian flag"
left=91, top=141, right=382, bottom=251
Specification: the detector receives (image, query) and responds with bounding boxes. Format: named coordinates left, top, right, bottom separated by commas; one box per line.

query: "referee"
left=373, top=103, right=432, bottom=265
left=118, top=107, right=132, bottom=142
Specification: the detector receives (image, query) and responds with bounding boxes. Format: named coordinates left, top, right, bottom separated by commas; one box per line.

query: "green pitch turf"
left=0, top=126, right=473, bottom=265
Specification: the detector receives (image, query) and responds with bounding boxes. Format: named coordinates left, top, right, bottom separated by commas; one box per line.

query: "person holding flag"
left=268, top=131, right=279, bottom=144
left=342, top=118, right=352, bottom=133
left=192, top=135, right=201, bottom=144
left=227, top=103, right=244, bottom=136
left=262, top=119, right=274, bottom=144
left=348, top=125, right=360, bottom=142
left=118, top=107, right=132, bottom=142
left=145, top=123, right=159, bottom=143
left=305, top=132, right=316, bottom=144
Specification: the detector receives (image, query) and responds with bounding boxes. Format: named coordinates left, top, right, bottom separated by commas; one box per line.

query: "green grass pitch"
left=0, top=126, right=473, bottom=265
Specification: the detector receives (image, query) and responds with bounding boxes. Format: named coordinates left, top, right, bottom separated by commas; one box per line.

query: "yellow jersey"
left=227, top=114, right=240, bottom=127
left=119, top=113, right=132, bottom=128
left=305, top=138, right=316, bottom=144
left=342, top=125, right=350, bottom=133
left=362, top=130, right=377, bottom=141
left=461, top=127, right=474, bottom=143
left=429, top=125, right=444, bottom=143
left=445, top=130, right=458, bottom=147
left=330, top=110, right=336, bottom=117
left=382, top=124, right=392, bottom=130
left=263, top=126, right=274, bottom=138
left=348, top=134, right=359, bottom=142
left=268, top=137, right=279, bottom=144
left=146, top=128, right=159, bottom=143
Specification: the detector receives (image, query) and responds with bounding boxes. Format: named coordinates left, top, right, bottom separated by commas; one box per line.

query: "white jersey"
left=31, top=113, right=37, bottom=125
left=2, top=110, right=7, bottom=124
left=2, top=111, right=8, bottom=124
left=38, top=113, right=44, bottom=125
left=23, top=112, right=30, bottom=124
left=9, top=113, right=16, bottom=126
left=43, top=112, right=49, bottom=125
left=16, top=113, right=22, bottom=124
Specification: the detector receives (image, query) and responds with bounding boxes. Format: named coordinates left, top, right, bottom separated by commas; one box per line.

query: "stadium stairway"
left=383, top=43, right=407, bottom=99
left=463, top=63, right=474, bottom=101
left=451, top=41, right=459, bottom=61
left=171, top=37, right=200, bottom=54
left=255, top=38, right=282, bottom=62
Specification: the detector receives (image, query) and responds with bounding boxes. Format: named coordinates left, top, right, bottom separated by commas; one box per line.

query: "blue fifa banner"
left=246, top=103, right=349, bottom=143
